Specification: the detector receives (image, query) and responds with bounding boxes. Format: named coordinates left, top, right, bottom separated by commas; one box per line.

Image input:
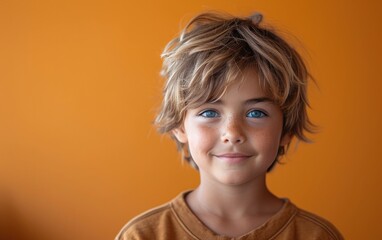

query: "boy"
left=116, top=12, right=343, bottom=239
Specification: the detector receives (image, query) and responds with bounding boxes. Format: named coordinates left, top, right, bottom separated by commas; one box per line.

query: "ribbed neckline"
left=170, top=191, right=298, bottom=240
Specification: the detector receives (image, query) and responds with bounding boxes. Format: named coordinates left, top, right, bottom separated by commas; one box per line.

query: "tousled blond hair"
left=155, top=12, right=315, bottom=170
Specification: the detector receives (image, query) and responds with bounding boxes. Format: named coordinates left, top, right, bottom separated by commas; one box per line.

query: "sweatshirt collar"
left=170, top=190, right=298, bottom=240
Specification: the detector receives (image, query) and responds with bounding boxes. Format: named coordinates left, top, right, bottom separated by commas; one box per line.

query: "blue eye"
left=247, top=110, right=266, bottom=118
left=199, top=110, right=219, bottom=118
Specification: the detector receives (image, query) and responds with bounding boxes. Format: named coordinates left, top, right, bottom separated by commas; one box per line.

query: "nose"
left=221, top=117, right=246, bottom=144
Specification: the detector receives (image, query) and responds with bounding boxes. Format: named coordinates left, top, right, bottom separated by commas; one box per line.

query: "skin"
left=173, top=68, right=291, bottom=237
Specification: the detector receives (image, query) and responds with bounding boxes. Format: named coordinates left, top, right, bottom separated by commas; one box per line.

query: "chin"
left=216, top=174, right=257, bottom=186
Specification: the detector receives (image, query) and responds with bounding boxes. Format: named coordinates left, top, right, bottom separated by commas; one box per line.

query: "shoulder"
left=115, top=203, right=173, bottom=240
left=283, top=203, right=344, bottom=240
left=115, top=191, right=193, bottom=240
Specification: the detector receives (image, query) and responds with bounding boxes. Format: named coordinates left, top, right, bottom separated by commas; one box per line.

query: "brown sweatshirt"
left=116, top=191, right=343, bottom=240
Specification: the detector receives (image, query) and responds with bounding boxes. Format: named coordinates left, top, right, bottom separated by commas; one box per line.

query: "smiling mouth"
left=214, top=153, right=252, bottom=163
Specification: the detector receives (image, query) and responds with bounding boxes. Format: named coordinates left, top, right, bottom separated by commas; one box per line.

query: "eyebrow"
left=210, top=97, right=273, bottom=105
left=244, top=97, right=273, bottom=105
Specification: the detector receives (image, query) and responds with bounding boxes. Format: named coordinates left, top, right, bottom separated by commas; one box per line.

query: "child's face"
left=173, top=68, right=291, bottom=186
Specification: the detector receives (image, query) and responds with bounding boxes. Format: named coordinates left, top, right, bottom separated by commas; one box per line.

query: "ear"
left=280, top=133, right=292, bottom=147
left=172, top=127, right=188, bottom=144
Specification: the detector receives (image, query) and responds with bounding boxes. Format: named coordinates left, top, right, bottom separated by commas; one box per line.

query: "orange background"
left=0, top=0, right=381, bottom=239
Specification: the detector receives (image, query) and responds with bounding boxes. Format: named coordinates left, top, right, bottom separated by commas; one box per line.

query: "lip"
left=214, top=152, right=252, bottom=163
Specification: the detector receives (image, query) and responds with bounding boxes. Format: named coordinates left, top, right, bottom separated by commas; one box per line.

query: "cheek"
left=186, top=124, right=217, bottom=153
left=254, top=127, right=283, bottom=157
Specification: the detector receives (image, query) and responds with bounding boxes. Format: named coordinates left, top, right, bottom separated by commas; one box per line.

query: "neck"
left=188, top=175, right=281, bottom=219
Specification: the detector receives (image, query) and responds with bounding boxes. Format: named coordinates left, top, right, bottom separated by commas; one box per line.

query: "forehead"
left=213, top=68, right=271, bottom=102
left=185, top=67, right=274, bottom=110
left=220, top=67, right=268, bottom=97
